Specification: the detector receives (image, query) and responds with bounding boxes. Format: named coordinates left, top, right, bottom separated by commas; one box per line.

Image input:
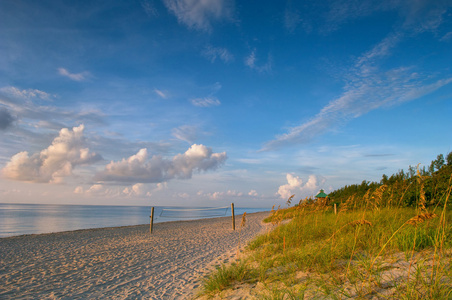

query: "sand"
left=0, top=211, right=271, bottom=299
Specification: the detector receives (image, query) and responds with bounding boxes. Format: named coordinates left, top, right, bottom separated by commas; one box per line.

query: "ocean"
left=0, top=203, right=270, bottom=238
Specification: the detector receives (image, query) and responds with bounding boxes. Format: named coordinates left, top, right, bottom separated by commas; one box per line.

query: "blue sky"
left=0, top=0, right=451, bottom=207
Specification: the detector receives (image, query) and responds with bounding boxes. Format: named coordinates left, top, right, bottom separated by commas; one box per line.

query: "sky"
left=0, top=0, right=451, bottom=208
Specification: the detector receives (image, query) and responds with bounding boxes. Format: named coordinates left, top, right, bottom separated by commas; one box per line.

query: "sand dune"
left=0, top=211, right=270, bottom=299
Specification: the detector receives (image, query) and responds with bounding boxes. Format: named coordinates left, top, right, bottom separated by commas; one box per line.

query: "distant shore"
left=0, top=211, right=270, bottom=299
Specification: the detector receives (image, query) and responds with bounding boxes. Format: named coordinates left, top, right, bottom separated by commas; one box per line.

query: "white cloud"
left=154, top=89, right=168, bottom=99
left=262, top=1, right=452, bottom=151
left=277, top=174, right=322, bottom=200
left=208, top=191, right=223, bottom=199
left=123, top=183, right=145, bottom=196
left=227, top=190, right=243, bottom=197
left=303, top=175, right=320, bottom=193
left=248, top=189, right=258, bottom=197
left=1, top=125, right=102, bottom=183
left=245, top=50, right=256, bottom=68
left=172, top=125, right=198, bottom=143
left=190, top=96, right=221, bottom=107
left=277, top=174, right=302, bottom=200
left=355, top=33, right=401, bottom=70
left=244, top=49, right=272, bottom=73
left=196, top=189, right=246, bottom=200
left=74, top=186, right=84, bottom=194
left=58, top=68, right=90, bottom=81
left=86, top=184, right=107, bottom=196
left=440, top=32, right=452, bottom=41
left=263, top=28, right=452, bottom=150
left=146, top=182, right=168, bottom=196
left=141, top=0, right=159, bottom=17
left=0, top=86, right=53, bottom=101
left=163, top=0, right=234, bottom=32
left=177, top=192, right=190, bottom=198
left=0, top=86, right=105, bottom=132
left=95, top=144, right=227, bottom=183
left=202, top=45, right=234, bottom=63
left=284, top=8, right=302, bottom=32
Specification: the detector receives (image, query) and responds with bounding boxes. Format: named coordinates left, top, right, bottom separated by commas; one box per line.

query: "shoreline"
left=0, top=213, right=265, bottom=240
left=0, top=203, right=268, bottom=239
left=0, top=211, right=271, bottom=299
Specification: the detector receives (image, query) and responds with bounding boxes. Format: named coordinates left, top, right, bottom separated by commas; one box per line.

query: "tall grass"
left=199, top=172, right=452, bottom=299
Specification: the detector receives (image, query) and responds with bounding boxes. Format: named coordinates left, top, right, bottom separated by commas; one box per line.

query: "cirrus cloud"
left=58, top=68, right=90, bottom=81
left=202, top=45, right=234, bottom=63
left=264, top=30, right=452, bottom=151
left=190, top=96, right=221, bottom=107
left=163, top=0, right=234, bottom=32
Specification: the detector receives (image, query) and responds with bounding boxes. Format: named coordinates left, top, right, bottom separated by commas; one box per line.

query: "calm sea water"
left=0, top=203, right=269, bottom=238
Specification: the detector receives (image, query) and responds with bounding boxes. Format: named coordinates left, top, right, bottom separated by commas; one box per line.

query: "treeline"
left=328, top=152, right=452, bottom=209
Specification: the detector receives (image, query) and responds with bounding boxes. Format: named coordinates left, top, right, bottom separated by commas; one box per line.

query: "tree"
left=381, top=174, right=388, bottom=185
left=447, top=151, right=452, bottom=166
left=434, top=154, right=445, bottom=171
left=429, top=161, right=435, bottom=174
left=408, top=165, right=416, bottom=178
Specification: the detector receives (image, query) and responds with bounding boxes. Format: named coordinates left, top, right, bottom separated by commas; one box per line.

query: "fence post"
left=231, top=203, right=235, bottom=231
left=334, top=203, right=337, bottom=215
left=150, top=207, right=154, bottom=234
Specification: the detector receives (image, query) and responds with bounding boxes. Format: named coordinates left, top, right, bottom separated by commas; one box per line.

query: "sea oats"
left=407, top=212, right=437, bottom=226
left=241, top=212, right=247, bottom=228
left=348, top=219, right=373, bottom=227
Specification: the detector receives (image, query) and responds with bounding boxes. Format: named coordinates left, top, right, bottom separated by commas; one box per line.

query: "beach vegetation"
left=198, top=152, right=452, bottom=299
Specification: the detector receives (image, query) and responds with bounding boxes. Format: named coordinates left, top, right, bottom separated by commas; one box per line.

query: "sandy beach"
left=0, top=211, right=270, bottom=299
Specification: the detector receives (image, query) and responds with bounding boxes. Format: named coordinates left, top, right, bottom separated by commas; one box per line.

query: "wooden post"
left=334, top=203, right=337, bottom=215
left=150, top=207, right=154, bottom=234
left=231, top=203, right=235, bottom=231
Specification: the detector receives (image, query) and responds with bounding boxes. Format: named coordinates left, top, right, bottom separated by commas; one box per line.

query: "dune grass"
left=200, top=173, right=452, bottom=299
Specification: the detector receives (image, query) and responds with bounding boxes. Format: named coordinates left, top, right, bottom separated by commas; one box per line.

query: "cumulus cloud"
left=227, top=190, right=243, bottom=197
left=163, top=0, right=234, bottom=32
left=123, top=183, right=145, bottom=196
left=74, top=186, right=84, bottom=194
left=190, top=97, right=221, bottom=107
left=146, top=182, right=168, bottom=197
left=0, top=107, right=15, bottom=130
left=58, top=68, right=90, bottom=81
left=248, top=189, right=258, bottom=197
left=84, top=184, right=113, bottom=196
left=95, top=144, right=227, bottom=183
left=277, top=174, right=322, bottom=199
left=207, top=191, right=223, bottom=200
left=277, top=174, right=303, bottom=200
left=1, top=124, right=102, bottom=183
